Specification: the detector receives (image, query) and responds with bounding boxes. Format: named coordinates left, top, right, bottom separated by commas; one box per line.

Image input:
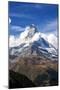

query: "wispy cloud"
left=34, top=4, right=43, bottom=9
left=10, top=25, right=25, bottom=32
left=40, top=19, right=58, bottom=36
left=45, top=19, right=57, bottom=31
left=9, top=25, right=25, bottom=36
left=9, top=13, right=34, bottom=20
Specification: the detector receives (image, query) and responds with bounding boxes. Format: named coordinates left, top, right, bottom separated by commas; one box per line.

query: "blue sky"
left=8, top=2, right=58, bottom=36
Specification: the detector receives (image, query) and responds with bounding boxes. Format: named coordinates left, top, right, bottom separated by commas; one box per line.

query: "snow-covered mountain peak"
left=18, top=24, right=39, bottom=43
left=25, top=24, right=38, bottom=38
left=9, top=24, right=58, bottom=49
left=20, top=24, right=49, bottom=43
left=9, top=24, right=58, bottom=60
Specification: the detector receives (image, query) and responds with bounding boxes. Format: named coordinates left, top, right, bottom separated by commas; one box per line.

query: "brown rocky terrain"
left=9, top=55, right=58, bottom=87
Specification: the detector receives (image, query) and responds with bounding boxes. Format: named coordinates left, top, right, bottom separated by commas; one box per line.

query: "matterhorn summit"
left=20, top=24, right=38, bottom=40
left=25, top=24, right=38, bottom=38
left=9, top=24, right=58, bottom=61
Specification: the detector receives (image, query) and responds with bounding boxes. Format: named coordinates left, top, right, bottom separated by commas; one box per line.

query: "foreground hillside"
left=9, top=70, right=36, bottom=89
left=9, top=55, right=58, bottom=88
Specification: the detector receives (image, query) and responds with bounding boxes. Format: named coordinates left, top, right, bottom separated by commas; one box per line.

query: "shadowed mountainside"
left=9, top=55, right=58, bottom=88
left=34, top=68, right=58, bottom=86
left=9, top=70, right=36, bottom=89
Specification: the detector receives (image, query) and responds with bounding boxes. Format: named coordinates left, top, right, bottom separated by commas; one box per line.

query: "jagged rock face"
left=9, top=24, right=58, bottom=61
left=26, top=24, right=37, bottom=38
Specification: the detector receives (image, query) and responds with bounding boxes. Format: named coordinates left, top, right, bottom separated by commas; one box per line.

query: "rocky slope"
left=9, top=24, right=58, bottom=88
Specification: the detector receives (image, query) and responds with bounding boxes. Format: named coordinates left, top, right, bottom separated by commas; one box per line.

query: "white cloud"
left=42, top=19, right=58, bottom=49
left=9, top=35, right=15, bottom=47
left=10, top=25, right=25, bottom=32
left=9, top=29, right=29, bottom=47
left=9, top=35, right=21, bottom=47
left=48, top=34, right=58, bottom=49
left=9, top=26, right=29, bottom=47
left=9, top=17, right=11, bottom=24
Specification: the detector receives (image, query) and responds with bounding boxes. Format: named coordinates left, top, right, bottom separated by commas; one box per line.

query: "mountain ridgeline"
left=9, top=24, right=58, bottom=61
left=9, top=24, right=58, bottom=88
